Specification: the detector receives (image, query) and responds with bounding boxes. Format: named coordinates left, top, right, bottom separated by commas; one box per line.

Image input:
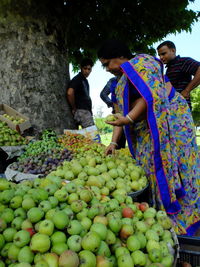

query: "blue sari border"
left=120, top=60, right=180, bottom=214
left=186, top=220, right=200, bottom=236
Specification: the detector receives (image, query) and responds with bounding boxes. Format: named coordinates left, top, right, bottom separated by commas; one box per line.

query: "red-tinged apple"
left=117, top=254, right=133, bottom=267
left=59, top=250, right=79, bottom=267
left=30, top=233, right=50, bottom=253
left=81, top=231, right=101, bottom=252
left=25, top=228, right=36, bottom=237
left=96, top=255, right=111, bottom=267
left=120, top=224, right=134, bottom=239
left=79, top=250, right=96, bottom=267
left=122, top=207, right=134, bottom=218
left=139, top=202, right=149, bottom=212
left=67, top=235, right=82, bottom=252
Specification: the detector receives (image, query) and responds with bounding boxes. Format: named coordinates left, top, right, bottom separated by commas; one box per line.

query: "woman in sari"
left=97, top=40, right=200, bottom=236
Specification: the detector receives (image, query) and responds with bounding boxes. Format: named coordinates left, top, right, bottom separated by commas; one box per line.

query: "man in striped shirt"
left=157, top=40, right=200, bottom=109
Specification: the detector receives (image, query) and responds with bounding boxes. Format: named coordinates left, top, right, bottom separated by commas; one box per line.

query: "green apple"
left=135, top=232, right=147, bottom=249
left=54, top=188, right=68, bottom=202
left=108, top=217, right=122, bottom=233
left=146, top=229, right=159, bottom=242
left=117, top=254, right=133, bottom=267
left=51, top=242, right=68, bottom=255
left=148, top=248, right=162, bottom=263
left=80, top=217, right=92, bottom=231
left=59, top=250, right=79, bottom=267
left=42, top=252, right=59, bottom=267
left=131, top=250, right=146, bottom=266
left=65, top=182, right=77, bottom=193
left=90, top=223, right=107, bottom=240
left=30, top=233, right=50, bottom=253
left=52, top=211, right=69, bottom=230
left=11, top=217, right=24, bottom=230
left=48, top=196, right=59, bottom=208
left=97, top=241, right=111, bottom=258
left=13, top=230, right=31, bottom=247
left=22, top=198, right=35, bottom=210
left=81, top=231, right=101, bottom=252
left=21, top=219, right=33, bottom=230
left=39, top=200, right=52, bottom=213
left=127, top=236, right=141, bottom=252
left=68, top=193, right=79, bottom=204
left=7, top=244, right=20, bottom=260
left=0, top=234, right=5, bottom=250
left=3, top=227, right=17, bottom=242
left=10, top=195, right=23, bottom=209
left=18, top=246, right=34, bottom=263
left=71, top=200, right=84, bottom=213
left=67, top=220, right=83, bottom=235
left=67, top=235, right=82, bottom=252
left=38, top=219, right=54, bottom=236
left=115, top=246, right=130, bottom=258
left=51, top=231, right=67, bottom=244
left=1, top=208, right=14, bottom=223
left=27, top=207, right=44, bottom=223
left=79, top=250, right=96, bottom=267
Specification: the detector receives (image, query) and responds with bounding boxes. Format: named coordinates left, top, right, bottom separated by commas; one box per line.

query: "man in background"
left=67, top=58, right=94, bottom=129
left=157, top=40, right=200, bottom=109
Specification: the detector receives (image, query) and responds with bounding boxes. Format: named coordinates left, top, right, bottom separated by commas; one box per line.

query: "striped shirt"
left=166, top=55, right=200, bottom=107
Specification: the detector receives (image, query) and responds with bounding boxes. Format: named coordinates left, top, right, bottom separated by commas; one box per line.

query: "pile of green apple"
left=0, top=121, right=26, bottom=146
left=50, top=151, right=148, bottom=196
left=0, top=177, right=176, bottom=267
left=3, top=114, right=26, bottom=125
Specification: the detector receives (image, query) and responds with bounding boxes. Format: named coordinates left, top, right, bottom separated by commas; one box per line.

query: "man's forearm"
left=185, top=67, right=200, bottom=93
left=67, top=88, right=76, bottom=111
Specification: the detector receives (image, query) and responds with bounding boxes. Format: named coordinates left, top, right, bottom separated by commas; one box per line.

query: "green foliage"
left=191, top=86, right=200, bottom=125
left=95, top=117, right=112, bottom=134
left=0, top=0, right=199, bottom=66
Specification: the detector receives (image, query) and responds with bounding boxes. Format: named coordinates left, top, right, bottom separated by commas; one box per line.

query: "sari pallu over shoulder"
left=118, top=54, right=181, bottom=215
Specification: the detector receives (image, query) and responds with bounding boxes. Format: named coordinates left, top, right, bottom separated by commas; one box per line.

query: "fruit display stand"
left=176, top=235, right=200, bottom=266
left=0, top=103, right=31, bottom=134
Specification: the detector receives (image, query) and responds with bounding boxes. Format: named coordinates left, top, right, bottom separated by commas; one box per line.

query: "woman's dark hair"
left=97, top=39, right=133, bottom=59
left=80, top=58, right=94, bottom=68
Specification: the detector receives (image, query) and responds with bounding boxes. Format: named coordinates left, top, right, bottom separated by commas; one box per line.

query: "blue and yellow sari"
left=115, top=54, right=200, bottom=235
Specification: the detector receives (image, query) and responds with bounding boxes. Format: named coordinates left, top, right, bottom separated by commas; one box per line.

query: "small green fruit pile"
left=50, top=152, right=148, bottom=196
left=0, top=121, right=26, bottom=146
left=0, top=178, right=175, bottom=266
left=3, top=114, right=26, bottom=125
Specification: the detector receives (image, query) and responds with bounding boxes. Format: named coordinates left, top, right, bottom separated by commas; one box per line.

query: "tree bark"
left=0, top=2, right=76, bottom=133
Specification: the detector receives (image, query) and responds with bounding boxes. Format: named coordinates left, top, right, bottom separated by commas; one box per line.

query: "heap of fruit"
left=2, top=114, right=26, bottom=125
left=0, top=121, right=26, bottom=146
left=0, top=178, right=175, bottom=267
left=58, top=132, right=93, bottom=153
left=50, top=149, right=148, bottom=195
left=10, top=130, right=73, bottom=176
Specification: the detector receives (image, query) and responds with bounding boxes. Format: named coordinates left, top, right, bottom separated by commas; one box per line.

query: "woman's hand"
left=106, top=113, right=129, bottom=126
left=105, top=144, right=117, bottom=155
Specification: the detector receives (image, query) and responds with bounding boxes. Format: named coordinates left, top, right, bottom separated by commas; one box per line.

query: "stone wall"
left=0, top=15, right=76, bottom=133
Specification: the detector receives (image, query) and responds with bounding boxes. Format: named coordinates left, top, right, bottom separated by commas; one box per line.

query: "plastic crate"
left=176, top=235, right=200, bottom=267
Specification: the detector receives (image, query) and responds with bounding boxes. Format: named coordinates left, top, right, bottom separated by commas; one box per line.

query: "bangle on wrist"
left=110, top=142, right=118, bottom=147
left=126, top=114, right=134, bottom=123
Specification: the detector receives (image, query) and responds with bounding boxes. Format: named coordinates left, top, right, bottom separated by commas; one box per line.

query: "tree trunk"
left=0, top=2, right=76, bottom=133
